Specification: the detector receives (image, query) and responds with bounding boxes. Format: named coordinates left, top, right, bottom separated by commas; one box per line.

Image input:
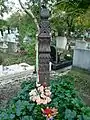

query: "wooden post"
left=38, top=5, right=51, bottom=85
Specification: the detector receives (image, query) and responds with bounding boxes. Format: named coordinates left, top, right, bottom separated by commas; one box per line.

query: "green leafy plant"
left=0, top=75, right=90, bottom=120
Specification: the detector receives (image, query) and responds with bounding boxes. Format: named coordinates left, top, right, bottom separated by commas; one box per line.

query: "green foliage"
left=20, top=38, right=36, bottom=64
left=7, top=13, right=36, bottom=43
left=77, top=0, right=90, bottom=9
left=0, top=75, right=90, bottom=120
left=65, top=109, right=76, bottom=120
left=0, top=51, right=35, bottom=66
left=51, top=0, right=90, bottom=35
left=22, top=39, right=36, bottom=60
left=0, top=19, right=7, bottom=28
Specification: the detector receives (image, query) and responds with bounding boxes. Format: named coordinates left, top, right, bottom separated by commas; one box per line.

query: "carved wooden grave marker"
left=38, top=5, right=51, bottom=85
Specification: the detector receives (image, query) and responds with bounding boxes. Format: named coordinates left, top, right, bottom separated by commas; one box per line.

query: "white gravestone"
left=56, top=36, right=67, bottom=49
left=75, top=40, right=87, bottom=49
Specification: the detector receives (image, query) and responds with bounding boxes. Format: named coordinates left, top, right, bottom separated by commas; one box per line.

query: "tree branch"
left=18, top=0, right=40, bottom=83
left=18, top=0, right=40, bottom=33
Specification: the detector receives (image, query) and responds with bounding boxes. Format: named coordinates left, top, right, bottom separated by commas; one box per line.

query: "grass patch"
left=68, top=67, right=90, bottom=106
left=0, top=51, right=35, bottom=66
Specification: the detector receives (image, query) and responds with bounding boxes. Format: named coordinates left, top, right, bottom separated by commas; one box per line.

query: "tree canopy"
left=5, top=0, right=90, bottom=38
left=50, top=0, right=90, bottom=36
left=17, top=0, right=90, bottom=37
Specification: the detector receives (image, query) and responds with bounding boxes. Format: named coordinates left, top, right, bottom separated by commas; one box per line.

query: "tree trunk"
left=18, top=0, right=40, bottom=32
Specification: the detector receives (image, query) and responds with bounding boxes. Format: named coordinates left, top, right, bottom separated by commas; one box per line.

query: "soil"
left=0, top=82, right=20, bottom=109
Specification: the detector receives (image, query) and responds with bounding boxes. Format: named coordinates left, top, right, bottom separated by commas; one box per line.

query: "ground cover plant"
left=0, top=75, right=90, bottom=120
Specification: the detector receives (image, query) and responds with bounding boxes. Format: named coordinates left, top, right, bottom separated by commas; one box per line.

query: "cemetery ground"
left=0, top=51, right=90, bottom=107
left=0, top=67, right=90, bottom=119
left=67, top=67, right=90, bottom=106
left=55, top=67, right=90, bottom=106
left=0, top=52, right=90, bottom=119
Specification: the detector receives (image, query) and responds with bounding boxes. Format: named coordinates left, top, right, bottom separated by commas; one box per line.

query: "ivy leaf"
left=29, top=116, right=33, bottom=120
left=1, top=112, right=9, bottom=120
left=27, top=103, right=35, bottom=112
left=21, top=116, right=33, bottom=120
left=16, top=107, right=21, bottom=117
left=16, top=100, right=23, bottom=116
left=83, top=115, right=90, bottom=120
left=10, top=114, right=15, bottom=119
left=65, top=109, right=76, bottom=120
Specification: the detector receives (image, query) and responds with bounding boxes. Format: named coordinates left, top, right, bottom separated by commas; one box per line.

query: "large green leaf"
left=65, top=109, right=76, bottom=120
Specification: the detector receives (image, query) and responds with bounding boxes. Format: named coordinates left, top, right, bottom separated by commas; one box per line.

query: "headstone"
left=75, top=40, right=87, bottom=49
left=56, top=36, right=67, bottom=49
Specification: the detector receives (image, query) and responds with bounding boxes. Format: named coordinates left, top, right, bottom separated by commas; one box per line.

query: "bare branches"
left=18, top=0, right=40, bottom=33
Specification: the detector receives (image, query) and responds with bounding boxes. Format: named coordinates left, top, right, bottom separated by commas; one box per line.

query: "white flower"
left=45, top=86, right=51, bottom=90
left=41, top=93, right=46, bottom=99
left=36, top=82, right=41, bottom=87
left=42, top=99, right=48, bottom=104
left=38, top=86, right=44, bottom=93
left=36, top=96, right=41, bottom=104
left=29, top=84, right=52, bottom=105
left=45, top=89, right=51, bottom=96
left=29, top=89, right=37, bottom=96
left=32, top=96, right=37, bottom=102
left=46, top=97, right=51, bottom=103
left=30, top=97, right=32, bottom=100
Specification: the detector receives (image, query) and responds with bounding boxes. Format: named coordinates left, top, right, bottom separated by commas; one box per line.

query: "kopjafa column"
left=38, top=5, right=51, bottom=86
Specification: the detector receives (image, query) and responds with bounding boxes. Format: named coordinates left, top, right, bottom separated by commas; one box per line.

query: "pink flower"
left=36, top=96, right=41, bottom=104
left=45, top=90, right=51, bottom=97
left=38, top=86, right=44, bottom=93
left=42, top=99, right=48, bottom=104
left=29, top=89, right=37, bottom=96
left=41, top=94, right=46, bottom=99
left=39, top=99, right=45, bottom=104
left=29, top=83, right=52, bottom=105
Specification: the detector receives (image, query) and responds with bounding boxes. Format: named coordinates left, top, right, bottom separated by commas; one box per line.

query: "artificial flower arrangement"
left=29, top=82, right=51, bottom=105
left=29, top=82, right=58, bottom=119
left=41, top=107, right=58, bottom=120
